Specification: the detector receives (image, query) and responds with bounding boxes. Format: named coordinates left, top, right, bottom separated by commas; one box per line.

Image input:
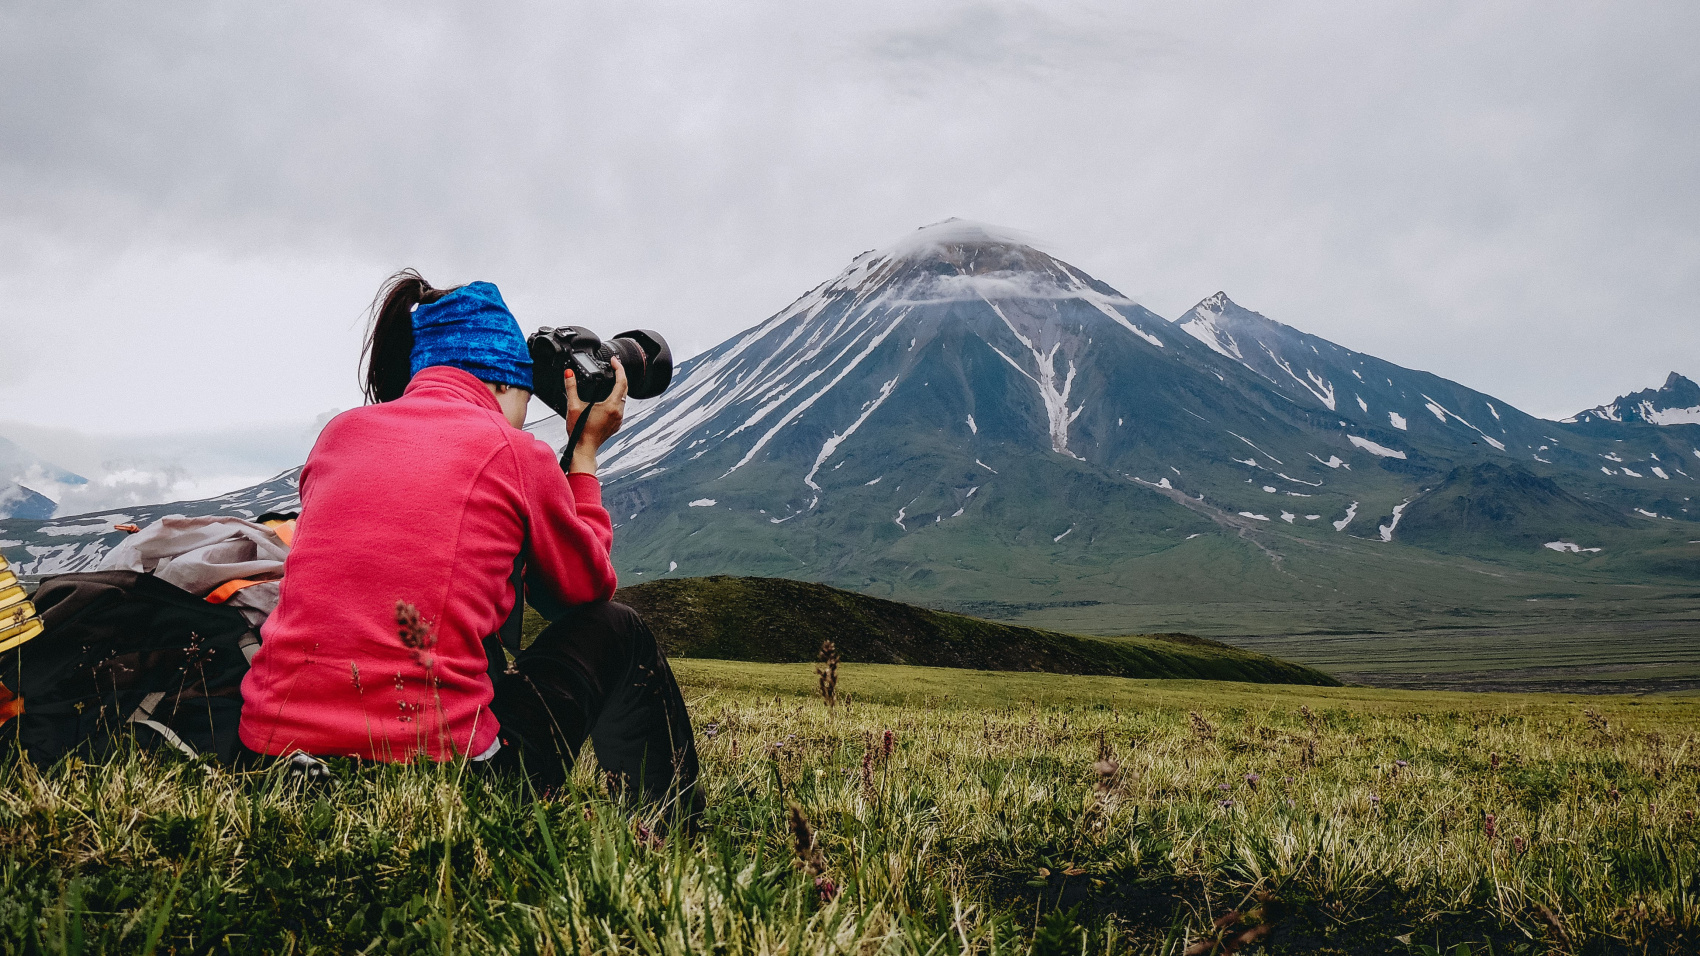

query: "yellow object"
left=0, top=554, right=42, bottom=654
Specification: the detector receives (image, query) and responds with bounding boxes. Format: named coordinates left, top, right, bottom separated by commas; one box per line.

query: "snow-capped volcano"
left=554, top=221, right=1693, bottom=589
left=1570, top=372, right=1700, bottom=427
left=6, top=222, right=1695, bottom=603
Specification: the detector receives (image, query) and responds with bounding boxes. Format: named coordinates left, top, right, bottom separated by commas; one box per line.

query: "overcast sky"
left=2, top=1, right=1697, bottom=502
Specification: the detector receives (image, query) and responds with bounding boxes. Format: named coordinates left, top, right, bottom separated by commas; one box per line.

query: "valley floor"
left=1, top=662, right=1696, bottom=954
left=972, top=589, right=1700, bottom=694
left=1232, top=620, right=1700, bottom=694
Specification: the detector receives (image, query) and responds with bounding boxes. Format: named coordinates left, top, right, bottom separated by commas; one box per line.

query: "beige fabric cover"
left=99, top=515, right=290, bottom=626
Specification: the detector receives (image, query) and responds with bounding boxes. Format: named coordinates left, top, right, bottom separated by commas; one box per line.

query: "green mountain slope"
left=1397, top=462, right=1632, bottom=552
left=594, top=575, right=1339, bottom=686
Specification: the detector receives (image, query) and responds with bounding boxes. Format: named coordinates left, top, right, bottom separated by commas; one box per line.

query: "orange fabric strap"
left=203, top=520, right=294, bottom=604
left=205, top=578, right=269, bottom=604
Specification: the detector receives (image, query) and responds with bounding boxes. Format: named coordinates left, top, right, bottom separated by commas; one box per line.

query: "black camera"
left=527, top=326, right=673, bottom=415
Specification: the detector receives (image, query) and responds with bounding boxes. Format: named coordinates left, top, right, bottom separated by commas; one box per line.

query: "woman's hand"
left=564, top=356, right=628, bottom=475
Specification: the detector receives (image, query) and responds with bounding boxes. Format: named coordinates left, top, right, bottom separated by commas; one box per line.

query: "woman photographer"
left=238, top=271, right=699, bottom=815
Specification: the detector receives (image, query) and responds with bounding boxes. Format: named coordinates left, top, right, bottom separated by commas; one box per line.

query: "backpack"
left=0, top=571, right=258, bottom=765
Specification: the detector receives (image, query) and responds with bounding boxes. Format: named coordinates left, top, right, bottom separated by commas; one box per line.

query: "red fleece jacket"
left=239, top=366, right=616, bottom=760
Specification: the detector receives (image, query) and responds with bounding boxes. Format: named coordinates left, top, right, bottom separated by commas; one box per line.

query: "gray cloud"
left=0, top=0, right=1695, bottom=462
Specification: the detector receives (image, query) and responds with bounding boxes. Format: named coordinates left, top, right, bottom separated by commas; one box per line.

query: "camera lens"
left=610, top=330, right=673, bottom=399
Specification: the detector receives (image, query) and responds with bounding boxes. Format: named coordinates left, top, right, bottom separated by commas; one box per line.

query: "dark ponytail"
left=361, top=269, right=459, bottom=403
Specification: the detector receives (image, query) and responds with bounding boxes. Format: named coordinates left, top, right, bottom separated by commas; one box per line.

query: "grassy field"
left=975, top=586, right=1700, bottom=693
left=2, top=661, right=1698, bottom=954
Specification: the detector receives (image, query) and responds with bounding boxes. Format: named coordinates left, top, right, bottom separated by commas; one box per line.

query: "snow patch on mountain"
left=721, top=309, right=911, bottom=479
left=804, top=376, right=900, bottom=491
left=1348, top=436, right=1406, bottom=459
left=1260, top=343, right=1337, bottom=410
left=1379, top=499, right=1412, bottom=542
left=1227, top=432, right=1283, bottom=464
left=1076, top=291, right=1165, bottom=347
left=1419, top=395, right=1506, bottom=450
left=981, top=298, right=1095, bottom=458
left=1176, top=296, right=1245, bottom=359
left=1644, top=404, right=1700, bottom=425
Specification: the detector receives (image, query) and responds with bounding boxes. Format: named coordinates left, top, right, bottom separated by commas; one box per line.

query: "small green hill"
left=602, top=575, right=1339, bottom=686
left=1397, top=462, right=1631, bottom=551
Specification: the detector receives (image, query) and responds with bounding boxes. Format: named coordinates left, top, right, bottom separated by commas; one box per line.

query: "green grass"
left=2, top=663, right=1698, bottom=954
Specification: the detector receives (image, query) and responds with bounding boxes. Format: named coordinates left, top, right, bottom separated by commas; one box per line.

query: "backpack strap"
left=128, top=691, right=200, bottom=760
left=205, top=578, right=271, bottom=604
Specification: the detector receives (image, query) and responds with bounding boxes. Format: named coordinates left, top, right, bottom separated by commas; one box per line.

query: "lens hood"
left=613, top=329, right=673, bottom=399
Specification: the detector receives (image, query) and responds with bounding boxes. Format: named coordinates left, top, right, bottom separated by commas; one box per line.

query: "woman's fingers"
left=594, top=357, right=626, bottom=440
left=564, top=368, right=586, bottom=423
left=562, top=359, right=625, bottom=451
left=609, top=355, right=630, bottom=405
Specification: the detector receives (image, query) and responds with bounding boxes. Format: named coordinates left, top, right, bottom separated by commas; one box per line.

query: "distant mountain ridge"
left=1569, top=372, right=1700, bottom=427
left=0, top=469, right=301, bottom=577
left=0, top=436, right=86, bottom=520
left=3, top=222, right=1695, bottom=627
left=1177, top=292, right=1542, bottom=455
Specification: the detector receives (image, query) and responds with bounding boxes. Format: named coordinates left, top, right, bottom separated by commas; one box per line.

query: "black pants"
left=483, top=601, right=700, bottom=815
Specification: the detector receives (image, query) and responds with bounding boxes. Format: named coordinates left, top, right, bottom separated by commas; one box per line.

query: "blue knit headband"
left=409, top=281, right=534, bottom=391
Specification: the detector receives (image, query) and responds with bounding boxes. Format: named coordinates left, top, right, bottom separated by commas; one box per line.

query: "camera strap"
left=559, top=403, right=595, bottom=470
